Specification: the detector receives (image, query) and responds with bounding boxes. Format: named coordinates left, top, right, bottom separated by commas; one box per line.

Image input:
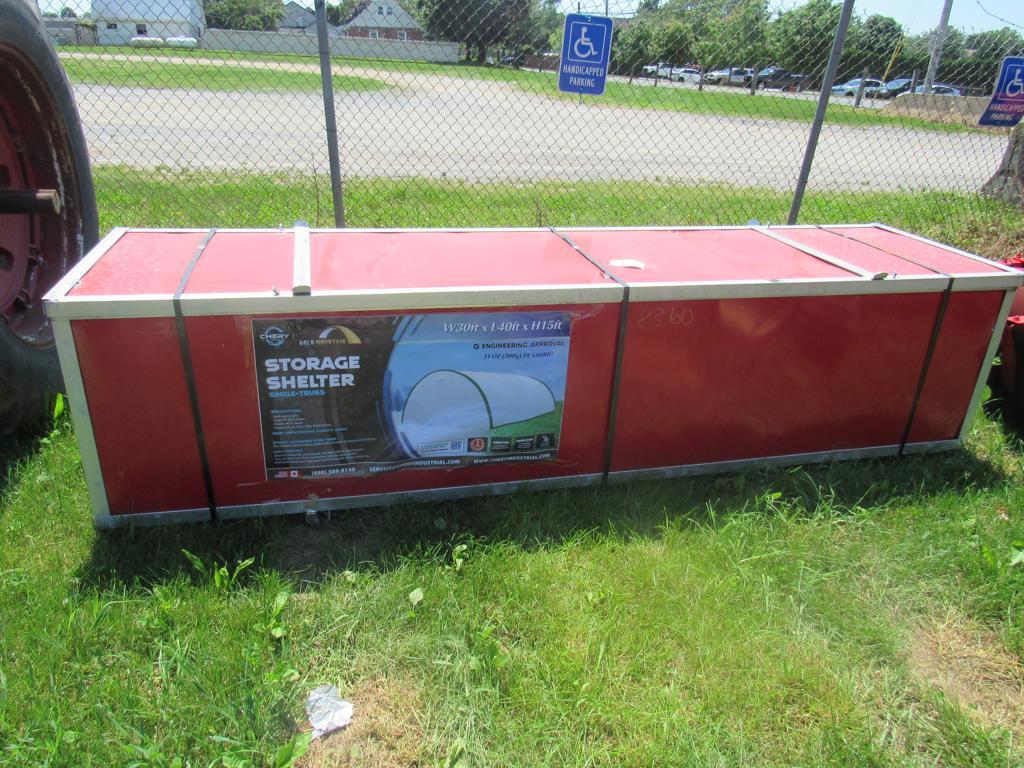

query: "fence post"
left=854, top=67, right=868, bottom=107
left=315, top=0, right=345, bottom=227
left=698, top=64, right=704, bottom=92
left=787, top=0, right=856, bottom=226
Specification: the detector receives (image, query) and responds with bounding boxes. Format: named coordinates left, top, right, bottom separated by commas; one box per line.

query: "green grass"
left=4, top=172, right=1024, bottom=766
left=62, top=56, right=385, bottom=93
left=57, top=46, right=975, bottom=133
left=94, top=166, right=1024, bottom=259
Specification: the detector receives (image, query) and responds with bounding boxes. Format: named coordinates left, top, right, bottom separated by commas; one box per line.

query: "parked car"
left=756, top=66, right=810, bottom=91
left=704, top=67, right=752, bottom=86
left=865, top=78, right=913, bottom=99
left=831, top=78, right=884, bottom=97
left=642, top=62, right=673, bottom=78
left=668, top=67, right=702, bottom=84
left=913, top=83, right=962, bottom=96
left=500, top=53, right=526, bottom=68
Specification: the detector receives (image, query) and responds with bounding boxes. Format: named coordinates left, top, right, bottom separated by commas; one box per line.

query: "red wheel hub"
left=0, top=43, right=76, bottom=347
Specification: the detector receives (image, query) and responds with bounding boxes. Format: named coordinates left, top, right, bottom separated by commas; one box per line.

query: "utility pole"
left=923, top=0, right=954, bottom=94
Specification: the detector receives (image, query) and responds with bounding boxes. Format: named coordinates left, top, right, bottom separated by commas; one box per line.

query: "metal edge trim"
left=606, top=441, right=961, bottom=482
left=625, top=276, right=951, bottom=302
left=874, top=224, right=1022, bottom=276
left=958, top=288, right=1017, bottom=441
left=44, top=285, right=626, bottom=319
left=46, top=295, right=176, bottom=319
left=44, top=227, right=127, bottom=303
left=901, top=439, right=962, bottom=455
left=179, top=285, right=626, bottom=316
left=94, top=507, right=211, bottom=529
left=216, top=473, right=606, bottom=520
left=52, top=318, right=111, bottom=519
left=949, top=274, right=1024, bottom=291
left=90, top=225, right=877, bottom=236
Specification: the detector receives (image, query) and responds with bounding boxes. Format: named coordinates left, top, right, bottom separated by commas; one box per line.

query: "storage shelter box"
left=44, top=224, right=1021, bottom=528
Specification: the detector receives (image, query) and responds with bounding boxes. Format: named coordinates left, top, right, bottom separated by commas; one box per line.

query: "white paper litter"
left=306, top=685, right=354, bottom=740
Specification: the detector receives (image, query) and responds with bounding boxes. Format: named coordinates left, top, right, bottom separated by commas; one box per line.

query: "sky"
left=40, top=0, right=1024, bottom=35
left=790, top=0, right=1022, bottom=33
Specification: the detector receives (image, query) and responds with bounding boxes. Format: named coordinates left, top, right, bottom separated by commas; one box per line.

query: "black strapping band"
left=173, top=228, right=218, bottom=519
left=549, top=228, right=630, bottom=481
left=899, top=275, right=955, bottom=456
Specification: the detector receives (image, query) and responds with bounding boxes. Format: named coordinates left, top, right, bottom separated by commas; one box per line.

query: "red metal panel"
left=185, top=303, right=619, bottom=507
left=70, top=231, right=207, bottom=297
left=827, top=227, right=1005, bottom=275
left=184, top=232, right=293, bottom=295
left=71, top=318, right=208, bottom=515
left=609, top=293, right=942, bottom=471
left=777, top=227, right=936, bottom=276
left=309, top=231, right=609, bottom=291
left=907, top=290, right=1007, bottom=442
left=567, top=229, right=853, bottom=283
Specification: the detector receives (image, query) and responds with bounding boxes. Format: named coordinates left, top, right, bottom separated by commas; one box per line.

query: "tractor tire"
left=0, top=0, right=98, bottom=436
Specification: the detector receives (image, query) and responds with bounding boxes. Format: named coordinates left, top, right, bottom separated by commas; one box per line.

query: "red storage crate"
left=45, top=224, right=1020, bottom=527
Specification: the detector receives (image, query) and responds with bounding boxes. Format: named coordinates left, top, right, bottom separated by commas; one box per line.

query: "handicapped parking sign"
left=979, top=56, right=1024, bottom=127
left=558, top=14, right=613, bottom=96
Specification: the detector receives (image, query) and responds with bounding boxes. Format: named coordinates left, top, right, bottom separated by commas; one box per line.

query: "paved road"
left=71, top=73, right=1006, bottom=192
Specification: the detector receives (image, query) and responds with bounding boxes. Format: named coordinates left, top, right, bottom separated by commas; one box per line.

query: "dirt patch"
left=909, top=617, right=1024, bottom=738
left=298, top=677, right=425, bottom=768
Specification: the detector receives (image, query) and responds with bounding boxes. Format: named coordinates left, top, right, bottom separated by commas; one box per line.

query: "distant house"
left=92, top=0, right=203, bottom=44
left=339, top=0, right=424, bottom=42
left=280, top=1, right=316, bottom=31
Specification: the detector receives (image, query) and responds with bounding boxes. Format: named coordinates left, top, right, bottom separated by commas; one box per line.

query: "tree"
left=843, top=14, right=902, bottom=79
left=663, top=0, right=768, bottom=71
left=419, top=0, right=532, bottom=63
left=59, top=6, right=78, bottom=18
left=611, top=20, right=653, bottom=82
left=652, top=20, right=692, bottom=68
left=502, top=0, right=562, bottom=57
left=767, top=0, right=841, bottom=77
left=983, top=124, right=1024, bottom=207
left=962, top=28, right=1024, bottom=91
left=326, top=0, right=361, bottom=26
left=205, top=0, right=284, bottom=31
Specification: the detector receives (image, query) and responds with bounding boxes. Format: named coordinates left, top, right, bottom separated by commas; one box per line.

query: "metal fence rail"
left=41, top=0, right=1024, bottom=228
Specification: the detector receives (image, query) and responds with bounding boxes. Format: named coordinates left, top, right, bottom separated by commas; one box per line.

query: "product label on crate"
left=251, top=312, right=571, bottom=479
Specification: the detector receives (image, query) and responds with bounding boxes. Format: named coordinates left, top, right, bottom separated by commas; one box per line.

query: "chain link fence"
left=40, top=0, right=1024, bottom=230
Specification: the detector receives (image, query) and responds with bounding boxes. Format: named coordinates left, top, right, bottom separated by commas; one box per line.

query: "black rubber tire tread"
left=0, top=0, right=98, bottom=436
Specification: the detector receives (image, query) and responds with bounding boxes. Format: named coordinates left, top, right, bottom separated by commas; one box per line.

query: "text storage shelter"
left=45, top=225, right=1021, bottom=527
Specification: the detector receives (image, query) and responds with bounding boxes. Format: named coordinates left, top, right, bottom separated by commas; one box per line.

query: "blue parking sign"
left=558, top=14, right=613, bottom=96
left=979, top=57, right=1024, bottom=127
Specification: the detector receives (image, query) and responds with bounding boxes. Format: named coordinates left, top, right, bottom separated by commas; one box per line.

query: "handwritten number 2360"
left=636, top=307, right=694, bottom=329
